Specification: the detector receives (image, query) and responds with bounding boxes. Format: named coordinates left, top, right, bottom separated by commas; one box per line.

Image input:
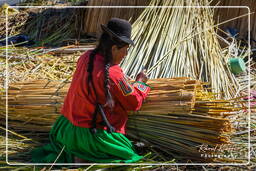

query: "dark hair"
left=87, top=33, right=128, bottom=109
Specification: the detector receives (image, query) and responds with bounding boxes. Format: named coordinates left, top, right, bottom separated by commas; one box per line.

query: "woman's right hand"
left=135, top=70, right=148, bottom=83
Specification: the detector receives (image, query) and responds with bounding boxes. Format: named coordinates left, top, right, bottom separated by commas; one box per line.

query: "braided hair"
left=87, top=32, right=128, bottom=109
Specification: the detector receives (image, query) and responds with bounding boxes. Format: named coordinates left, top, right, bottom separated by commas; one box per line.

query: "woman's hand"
left=135, top=69, right=148, bottom=83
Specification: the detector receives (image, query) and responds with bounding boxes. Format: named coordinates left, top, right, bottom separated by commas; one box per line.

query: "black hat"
left=101, top=18, right=134, bottom=46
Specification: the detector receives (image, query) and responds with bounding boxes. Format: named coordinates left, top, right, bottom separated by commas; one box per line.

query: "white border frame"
left=5, top=5, right=251, bottom=166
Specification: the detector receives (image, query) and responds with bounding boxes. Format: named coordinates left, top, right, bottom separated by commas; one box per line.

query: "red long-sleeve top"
left=61, top=50, right=150, bottom=134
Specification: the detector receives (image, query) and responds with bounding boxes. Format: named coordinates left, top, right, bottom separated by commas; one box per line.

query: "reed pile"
left=0, top=5, right=29, bottom=37
left=120, top=0, right=239, bottom=99
left=0, top=4, right=87, bottom=47
left=0, top=78, right=243, bottom=161
left=21, top=7, right=84, bottom=47
left=0, top=45, right=84, bottom=91
left=128, top=78, right=241, bottom=160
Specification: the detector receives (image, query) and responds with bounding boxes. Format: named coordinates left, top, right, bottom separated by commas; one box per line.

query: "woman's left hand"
left=135, top=69, right=148, bottom=83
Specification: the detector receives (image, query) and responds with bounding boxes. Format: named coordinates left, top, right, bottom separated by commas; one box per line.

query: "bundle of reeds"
left=128, top=78, right=239, bottom=160
left=0, top=77, right=243, bottom=161
left=120, top=0, right=239, bottom=99
left=0, top=80, right=66, bottom=133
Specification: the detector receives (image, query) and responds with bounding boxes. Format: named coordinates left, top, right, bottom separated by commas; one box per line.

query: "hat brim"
left=101, top=24, right=134, bottom=46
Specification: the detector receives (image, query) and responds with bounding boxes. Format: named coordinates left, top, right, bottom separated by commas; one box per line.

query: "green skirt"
left=31, top=115, right=142, bottom=163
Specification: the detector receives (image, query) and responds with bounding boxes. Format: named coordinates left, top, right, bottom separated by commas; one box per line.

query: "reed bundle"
left=0, top=77, right=243, bottom=160
left=128, top=78, right=240, bottom=160
left=120, top=0, right=239, bottom=99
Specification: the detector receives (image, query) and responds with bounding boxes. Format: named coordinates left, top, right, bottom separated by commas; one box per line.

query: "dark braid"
left=104, top=52, right=114, bottom=109
left=89, top=33, right=128, bottom=109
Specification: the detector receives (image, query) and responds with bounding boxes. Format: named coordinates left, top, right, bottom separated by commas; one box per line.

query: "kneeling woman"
left=32, top=18, right=150, bottom=163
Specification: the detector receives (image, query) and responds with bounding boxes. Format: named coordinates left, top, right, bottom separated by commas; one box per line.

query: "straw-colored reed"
left=0, top=78, right=243, bottom=160
left=120, top=0, right=239, bottom=99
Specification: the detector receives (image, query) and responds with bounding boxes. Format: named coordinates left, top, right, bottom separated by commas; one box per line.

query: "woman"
left=32, top=18, right=150, bottom=163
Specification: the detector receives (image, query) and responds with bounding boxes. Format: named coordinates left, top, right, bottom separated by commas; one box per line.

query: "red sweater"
left=61, top=50, right=150, bottom=134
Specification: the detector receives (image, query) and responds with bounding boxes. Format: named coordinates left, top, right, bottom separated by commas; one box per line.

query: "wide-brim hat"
left=101, top=18, right=134, bottom=46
